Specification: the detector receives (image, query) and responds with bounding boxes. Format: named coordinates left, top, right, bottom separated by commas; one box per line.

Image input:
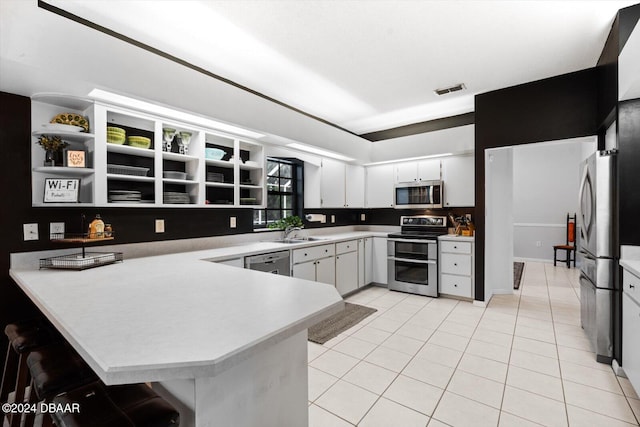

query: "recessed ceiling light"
left=435, top=83, right=466, bottom=96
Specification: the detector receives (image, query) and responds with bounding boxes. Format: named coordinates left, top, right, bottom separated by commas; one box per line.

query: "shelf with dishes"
left=31, top=95, right=267, bottom=208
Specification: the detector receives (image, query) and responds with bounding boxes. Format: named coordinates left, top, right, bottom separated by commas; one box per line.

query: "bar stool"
left=52, top=382, right=180, bottom=427
left=26, top=344, right=99, bottom=427
left=1, top=320, right=60, bottom=427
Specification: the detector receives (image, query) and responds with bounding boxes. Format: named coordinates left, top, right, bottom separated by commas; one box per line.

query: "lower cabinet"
left=217, top=258, right=244, bottom=268
left=622, top=270, right=640, bottom=392
left=372, top=237, right=388, bottom=285
left=293, top=257, right=335, bottom=285
left=336, top=240, right=358, bottom=296
left=438, top=237, right=474, bottom=299
left=364, top=237, right=373, bottom=285
left=292, top=244, right=336, bottom=286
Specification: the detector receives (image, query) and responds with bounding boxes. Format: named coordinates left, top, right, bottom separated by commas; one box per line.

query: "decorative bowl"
left=50, top=113, right=90, bottom=132
left=205, top=148, right=225, bottom=160
left=127, top=136, right=151, bottom=149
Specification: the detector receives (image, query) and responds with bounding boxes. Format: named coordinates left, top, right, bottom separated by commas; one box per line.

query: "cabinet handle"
left=630, top=284, right=636, bottom=289
left=454, top=263, right=458, bottom=266
left=453, top=246, right=457, bottom=249
left=454, top=284, right=458, bottom=287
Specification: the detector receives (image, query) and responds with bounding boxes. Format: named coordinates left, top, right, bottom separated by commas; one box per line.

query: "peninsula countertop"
left=10, top=248, right=344, bottom=385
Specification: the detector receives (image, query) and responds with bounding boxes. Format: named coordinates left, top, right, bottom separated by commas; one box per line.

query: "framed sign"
left=43, top=178, right=80, bottom=203
left=64, top=149, right=86, bottom=168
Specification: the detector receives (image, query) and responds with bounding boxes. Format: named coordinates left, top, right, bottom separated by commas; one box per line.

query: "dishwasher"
left=244, top=251, right=291, bottom=276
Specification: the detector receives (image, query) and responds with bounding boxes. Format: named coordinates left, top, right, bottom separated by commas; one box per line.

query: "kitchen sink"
left=269, top=237, right=327, bottom=244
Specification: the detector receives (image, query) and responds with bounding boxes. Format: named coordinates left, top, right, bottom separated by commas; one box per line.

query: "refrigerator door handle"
left=578, top=165, right=592, bottom=241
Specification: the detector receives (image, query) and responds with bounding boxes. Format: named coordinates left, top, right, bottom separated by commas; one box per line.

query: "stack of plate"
left=163, top=192, right=190, bottom=204
left=127, top=136, right=151, bottom=149
left=206, top=172, right=224, bottom=182
left=107, top=127, right=126, bottom=144
left=108, top=190, right=142, bottom=203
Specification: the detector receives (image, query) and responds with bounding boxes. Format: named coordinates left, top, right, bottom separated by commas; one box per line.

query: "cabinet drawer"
left=623, top=269, right=640, bottom=305
left=440, top=274, right=472, bottom=298
left=293, top=244, right=335, bottom=264
left=440, top=241, right=472, bottom=254
left=336, top=240, right=357, bottom=255
left=440, top=253, right=471, bottom=275
left=622, top=292, right=640, bottom=394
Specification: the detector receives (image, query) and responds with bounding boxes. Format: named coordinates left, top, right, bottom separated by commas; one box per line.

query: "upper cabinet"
left=365, top=164, right=394, bottom=208
left=395, top=158, right=441, bottom=183
left=304, top=158, right=365, bottom=208
left=441, top=154, right=475, bottom=207
left=31, top=94, right=265, bottom=208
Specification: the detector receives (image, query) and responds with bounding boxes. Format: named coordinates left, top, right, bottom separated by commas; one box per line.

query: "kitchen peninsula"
left=10, top=249, right=344, bottom=427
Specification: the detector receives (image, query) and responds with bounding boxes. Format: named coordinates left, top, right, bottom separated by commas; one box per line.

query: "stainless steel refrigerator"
left=578, top=150, right=617, bottom=364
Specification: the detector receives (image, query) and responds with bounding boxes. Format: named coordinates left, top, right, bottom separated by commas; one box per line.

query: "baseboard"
left=472, top=300, right=487, bottom=308
left=612, top=359, right=627, bottom=378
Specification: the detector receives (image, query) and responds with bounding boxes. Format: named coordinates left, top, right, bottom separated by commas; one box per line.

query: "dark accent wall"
left=618, top=99, right=640, bottom=246
left=474, top=68, right=599, bottom=301
left=360, top=112, right=475, bottom=142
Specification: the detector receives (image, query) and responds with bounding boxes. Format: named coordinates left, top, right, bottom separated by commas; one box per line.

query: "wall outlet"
left=155, top=219, right=165, bottom=233
left=49, top=222, right=65, bottom=240
left=536, top=241, right=542, bottom=247
left=23, top=223, right=39, bottom=241
left=465, top=214, right=472, bottom=222
left=360, top=213, right=366, bottom=222
left=230, top=217, right=237, bottom=229
left=331, top=215, right=336, bottom=223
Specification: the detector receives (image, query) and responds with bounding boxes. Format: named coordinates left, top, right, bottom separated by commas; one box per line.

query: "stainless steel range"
left=387, top=215, right=448, bottom=297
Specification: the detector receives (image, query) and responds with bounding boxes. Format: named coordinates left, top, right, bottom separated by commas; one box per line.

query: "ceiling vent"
left=434, top=83, right=466, bottom=96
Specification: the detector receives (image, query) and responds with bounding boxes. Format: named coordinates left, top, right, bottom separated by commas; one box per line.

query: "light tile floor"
left=308, top=262, right=640, bottom=426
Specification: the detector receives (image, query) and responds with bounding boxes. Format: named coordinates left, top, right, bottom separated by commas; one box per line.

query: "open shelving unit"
left=31, top=94, right=266, bottom=208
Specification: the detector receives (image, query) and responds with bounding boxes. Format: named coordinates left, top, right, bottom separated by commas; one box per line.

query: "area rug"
left=514, top=262, right=525, bottom=290
left=308, top=303, right=377, bottom=344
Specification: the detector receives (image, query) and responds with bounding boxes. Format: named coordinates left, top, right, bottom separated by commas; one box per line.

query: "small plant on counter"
left=268, top=215, right=303, bottom=230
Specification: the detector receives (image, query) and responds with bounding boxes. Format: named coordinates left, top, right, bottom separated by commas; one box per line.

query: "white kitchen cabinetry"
left=345, top=165, right=365, bottom=208
left=292, top=244, right=335, bottom=286
left=364, top=237, right=374, bottom=285
left=622, top=268, right=640, bottom=393
left=31, top=95, right=96, bottom=206
left=358, top=238, right=366, bottom=287
left=319, top=159, right=365, bottom=208
left=304, top=162, right=322, bottom=208
left=372, top=237, right=388, bottom=285
left=31, top=94, right=266, bottom=208
left=365, top=164, right=395, bottom=208
left=439, top=236, right=474, bottom=299
left=335, top=240, right=359, bottom=295
left=395, top=159, right=441, bottom=183
left=441, top=154, right=475, bottom=207
left=320, top=158, right=346, bottom=208
left=217, top=258, right=244, bottom=268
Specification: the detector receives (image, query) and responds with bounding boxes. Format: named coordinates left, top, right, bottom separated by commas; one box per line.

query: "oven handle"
left=387, top=238, right=438, bottom=244
left=387, top=256, right=437, bottom=265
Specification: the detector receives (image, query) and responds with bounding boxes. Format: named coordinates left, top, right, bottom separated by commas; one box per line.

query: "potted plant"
left=36, top=135, right=68, bottom=166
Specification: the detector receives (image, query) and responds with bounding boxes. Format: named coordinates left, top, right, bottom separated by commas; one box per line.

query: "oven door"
left=387, top=257, right=438, bottom=297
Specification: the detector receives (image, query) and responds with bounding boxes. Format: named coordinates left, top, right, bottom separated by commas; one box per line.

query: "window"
left=254, top=158, right=303, bottom=228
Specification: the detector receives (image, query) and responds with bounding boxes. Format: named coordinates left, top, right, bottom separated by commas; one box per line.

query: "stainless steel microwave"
left=394, top=180, right=443, bottom=209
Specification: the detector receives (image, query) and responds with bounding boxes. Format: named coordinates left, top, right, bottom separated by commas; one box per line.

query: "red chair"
left=553, top=213, right=576, bottom=268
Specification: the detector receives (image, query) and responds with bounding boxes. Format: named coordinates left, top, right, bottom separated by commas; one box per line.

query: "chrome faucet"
left=283, top=226, right=302, bottom=241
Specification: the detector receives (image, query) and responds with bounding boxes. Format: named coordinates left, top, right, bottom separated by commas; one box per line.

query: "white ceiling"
left=38, top=0, right=637, bottom=135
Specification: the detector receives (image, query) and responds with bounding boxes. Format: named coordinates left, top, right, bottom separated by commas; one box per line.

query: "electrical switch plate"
left=331, top=215, right=336, bottom=223
left=155, top=219, right=165, bottom=233
left=360, top=214, right=366, bottom=221
left=49, top=222, right=65, bottom=240
left=230, top=217, right=237, bottom=229
left=23, top=223, right=39, bottom=241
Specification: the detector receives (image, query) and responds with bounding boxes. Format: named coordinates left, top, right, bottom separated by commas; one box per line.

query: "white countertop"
left=438, top=234, right=475, bottom=242
left=621, top=260, right=640, bottom=278
left=10, top=244, right=347, bottom=385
